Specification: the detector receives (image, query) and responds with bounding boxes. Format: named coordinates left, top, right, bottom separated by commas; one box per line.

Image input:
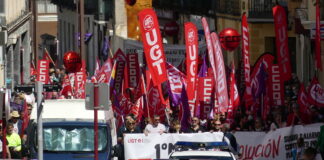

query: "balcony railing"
left=248, top=0, right=274, bottom=19
left=216, top=0, right=241, bottom=16
left=153, top=0, right=240, bottom=17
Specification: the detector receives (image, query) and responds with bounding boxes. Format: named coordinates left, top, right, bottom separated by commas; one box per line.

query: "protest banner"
left=124, top=123, right=323, bottom=160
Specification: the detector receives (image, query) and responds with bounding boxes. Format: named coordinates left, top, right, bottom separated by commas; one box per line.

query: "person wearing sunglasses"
left=185, top=117, right=205, bottom=133
left=115, top=117, right=141, bottom=160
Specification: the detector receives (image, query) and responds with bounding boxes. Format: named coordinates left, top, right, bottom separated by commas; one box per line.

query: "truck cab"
left=29, top=99, right=116, bottom=160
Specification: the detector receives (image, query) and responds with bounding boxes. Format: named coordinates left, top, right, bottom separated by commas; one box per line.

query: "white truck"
left=29, top=99, right=117, bottom=160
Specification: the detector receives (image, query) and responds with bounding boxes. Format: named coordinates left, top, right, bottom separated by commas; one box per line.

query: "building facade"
left=51, top=0, right=113, bottom=75
left=0, top=0, right=33, bottom=89
left=37, top=0, right=58, bottom=62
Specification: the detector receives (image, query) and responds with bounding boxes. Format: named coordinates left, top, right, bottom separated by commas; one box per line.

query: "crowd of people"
left=2, top=64, right=323, bottom=160
left=0, top=92, right=35, bottom=159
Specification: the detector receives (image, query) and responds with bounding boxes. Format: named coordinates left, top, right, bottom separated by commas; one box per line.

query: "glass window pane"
left=0, top=0, right=4, bottom=13
left=43, top=126, right=108, bottom=152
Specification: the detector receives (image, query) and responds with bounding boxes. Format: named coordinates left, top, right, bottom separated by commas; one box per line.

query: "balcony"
left=248, top=0, right=274, bottom=20
left=153, top=0, right=241, bottom=17
left=216, top=0, right=241, bottom=16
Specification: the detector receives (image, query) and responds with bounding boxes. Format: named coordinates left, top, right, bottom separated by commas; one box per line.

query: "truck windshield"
left=43, top=126, right=108, bottom=152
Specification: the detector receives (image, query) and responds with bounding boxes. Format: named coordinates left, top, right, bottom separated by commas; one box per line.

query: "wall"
left=5, top=0, right=27, bottom=24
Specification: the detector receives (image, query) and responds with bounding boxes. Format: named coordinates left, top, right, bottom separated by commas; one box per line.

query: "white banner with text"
left=124, top=123, right=323, bottom=160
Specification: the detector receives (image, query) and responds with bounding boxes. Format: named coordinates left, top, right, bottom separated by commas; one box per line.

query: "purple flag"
left=180, top=85, right=191, bottom=131
left=101, top=36, right=110, bottom=58
left=252, top=63, right=267, bottom=99
left=198, top=55, right=207, bottom=77
left=166, top=63, right=186, bottom=106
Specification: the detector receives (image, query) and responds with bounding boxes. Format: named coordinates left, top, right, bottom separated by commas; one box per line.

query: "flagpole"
left=44, top=48, right=56, bottom=67
left=141, top=72, right=151, bottom=122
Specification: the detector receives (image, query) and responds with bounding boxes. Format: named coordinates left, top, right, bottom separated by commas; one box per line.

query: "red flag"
left=138, top=9, right=168, bottom=86
left=36, top=60, right=49, bottom=84
left=242, top=13, right=253, bottom=107
left=308, top=78, right=324, bottom=107
left=127, top=53, right=140, bottom=88
left=94, top=58, right=101, bottom=77
left=185, top=22, right=198, bottom=101
left=269, top=64, right=285, bottom=106
left=202, top=18, right=217, bottom=87
left=20, top=100, right=29, bottom=137
left=316, top=0, right=322, bottom=70
left=60, top=74, right=72, bottom=98
left=129, top=96, right=144, bottom=120
left=273, top=5, right=292, bottom=81
left=30, top=62, right=37, bottom=77
left=113, top=49, right=127, bottom=95
left=197, top=77, right=214, bottom=120
left=228, top=63, right=240, bottom=123
left=97, top=58, right=113, bottom=83
left=146, top=79, right=163, bottom=119
left=74, top=62, right=86, bottom=99
left=248, top=53, right=274, bottom=110
left=211, top=32, right=229, bottom=113
left=44, top=48, right=56, bottom=66
left=298, top=84, right=311, bottom=117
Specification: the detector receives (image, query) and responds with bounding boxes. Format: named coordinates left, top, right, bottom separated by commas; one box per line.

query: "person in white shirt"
left=144, top=115, right=166, bottom=134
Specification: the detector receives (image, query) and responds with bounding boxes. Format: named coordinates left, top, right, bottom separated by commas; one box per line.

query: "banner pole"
left=141, top=74, right=151, bottom=122
left=94, top=83, right=99, bottom=160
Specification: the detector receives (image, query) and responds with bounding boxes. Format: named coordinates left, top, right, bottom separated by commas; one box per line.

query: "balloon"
left=219, top=28, right=241, bottom=51
left=125, top=0, right=136, bottom=6
left=63, top=51, right=82, bottom=73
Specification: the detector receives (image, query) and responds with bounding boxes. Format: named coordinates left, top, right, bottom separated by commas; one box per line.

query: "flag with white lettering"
left=242, top=13, right=253, bottom=107
left=201, top=18, right=217, bottom=87
left=166, top=63, right=186, bottom=106
left=138, top=9, right=168, bottom=86
left=74, top=61, right=86, bottom=99
left=127, top=53, right=140, bottom=88
left=211, top=32, right=229, bottom=113
left=308, top=77, right=324, bottom=107
left=185, top=22, right=198, bottom=101
left=36, top=60, right=49, bottom=84
left=97, top=58, right=113, bottom=83
left=197, top=77, right=214, bottom=120
left=316, top=0, right=322, bottom=70
left=273, top=5, right=292, bottom=81
left=113, top=49, right=127, bottom=95
left=269, top=64, right=284, bottom=106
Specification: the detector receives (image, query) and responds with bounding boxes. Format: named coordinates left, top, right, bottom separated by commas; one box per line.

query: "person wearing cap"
left=6, top=123, right=21, bottom=158
left=8, top=111, right=23, bottom=135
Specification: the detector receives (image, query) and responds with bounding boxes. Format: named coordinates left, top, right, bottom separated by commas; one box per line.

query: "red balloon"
left=63, top=51, right=82, bottom=73
left=219, top=28, right=241, bottom=51
left=125, top=0, right=136, bottom=6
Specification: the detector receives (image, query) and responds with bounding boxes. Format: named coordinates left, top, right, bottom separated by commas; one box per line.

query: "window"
left=37, top=0, right=57, bottom=14
left=0, top=0, right=4, bottom=13
left=43, top=126, right=108, bottom=152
